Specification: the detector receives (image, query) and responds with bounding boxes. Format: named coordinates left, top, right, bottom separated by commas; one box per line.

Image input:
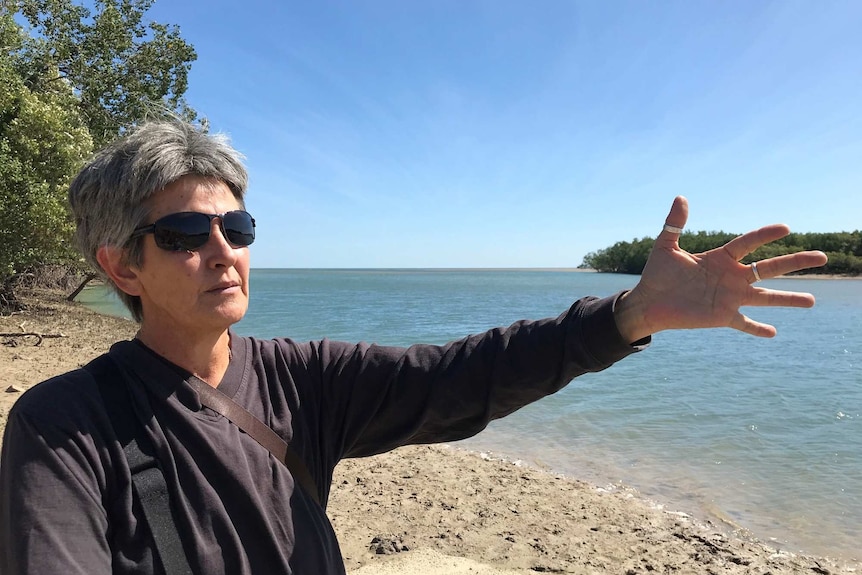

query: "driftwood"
left=0, top=332, right=66, bottom=346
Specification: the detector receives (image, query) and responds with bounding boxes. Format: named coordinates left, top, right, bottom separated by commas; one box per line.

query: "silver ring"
left=663, top=223, right=684, bottom=234
left=751, top=261, right=762, bottom=282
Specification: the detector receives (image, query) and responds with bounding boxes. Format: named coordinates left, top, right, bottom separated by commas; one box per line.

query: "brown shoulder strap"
left=186, top=377, right=321, bottom=506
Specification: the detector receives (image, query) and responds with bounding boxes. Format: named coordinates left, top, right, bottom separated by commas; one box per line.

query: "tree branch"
left=0, top=332, right=67, bottom=346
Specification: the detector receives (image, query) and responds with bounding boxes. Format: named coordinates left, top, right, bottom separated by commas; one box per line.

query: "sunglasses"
left=130, top=210, right=256, bottom=252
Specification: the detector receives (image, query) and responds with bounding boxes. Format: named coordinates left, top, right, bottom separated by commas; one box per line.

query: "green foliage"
left=14, top=0, right=198, bottom=148
left=582, top=230, right=862, bottom=276
left=821, top=251, right=862, bottom=275
left=0, top=0, right=197, bottom=281
left=582, top=237, right=654, bottom=275
left=677, top=230, right=737, bottom=255
left=0, top=10, right=93, bottom=277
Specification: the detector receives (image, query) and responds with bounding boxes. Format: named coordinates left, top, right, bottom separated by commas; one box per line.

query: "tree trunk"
left=0, top=277, right=24, bottom=313
left=67, top=272, right=97, bottom=301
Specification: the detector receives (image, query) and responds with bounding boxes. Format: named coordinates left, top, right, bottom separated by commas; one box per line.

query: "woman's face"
left=129, top=175, right=251, bottom=345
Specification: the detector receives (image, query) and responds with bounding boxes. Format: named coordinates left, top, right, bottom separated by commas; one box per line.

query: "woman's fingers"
left=746, top=287, right=817, bottom=308
left=658, top=196, right=689, bottom=242
left=732, top=287, right=818, bottom=336
left=729, top=312, right=778, bottom=338
left=721, top=224, right=792, bottom=261
left=746, top=251, right=828, bottom=281
left=724, top=224, right=790, bottom=261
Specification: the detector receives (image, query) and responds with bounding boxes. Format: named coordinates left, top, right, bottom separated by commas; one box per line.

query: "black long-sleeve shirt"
left=0, top=294, right=645, bottom=574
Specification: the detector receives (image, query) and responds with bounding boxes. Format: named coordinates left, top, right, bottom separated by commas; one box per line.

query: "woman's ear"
left=96, top=245, right=143, bottom=297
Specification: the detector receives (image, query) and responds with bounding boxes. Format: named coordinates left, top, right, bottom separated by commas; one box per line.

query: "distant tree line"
left=580, top=231, right=862, bottom=276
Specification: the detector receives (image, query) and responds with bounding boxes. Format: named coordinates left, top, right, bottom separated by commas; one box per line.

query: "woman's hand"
left=613, top=196, right=829, bottom=343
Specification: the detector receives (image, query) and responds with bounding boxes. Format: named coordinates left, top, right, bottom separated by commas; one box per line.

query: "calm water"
left=82, top=270, right=862, bottom=561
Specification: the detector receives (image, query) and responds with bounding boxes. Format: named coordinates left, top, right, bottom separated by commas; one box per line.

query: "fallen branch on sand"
left=0, top=332, right=67, bottom=346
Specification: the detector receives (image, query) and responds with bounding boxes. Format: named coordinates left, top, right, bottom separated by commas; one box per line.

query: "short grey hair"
left=68, top=120, right=249, bottom=322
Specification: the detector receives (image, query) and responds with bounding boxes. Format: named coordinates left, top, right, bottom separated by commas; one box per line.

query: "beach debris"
left=530, top=565, right=565, bottom=573
left=369, top=534, right=409, bottom=555
left=0, top=332, right=66, bottom=346
left=5, top=385, right=22, bottom=393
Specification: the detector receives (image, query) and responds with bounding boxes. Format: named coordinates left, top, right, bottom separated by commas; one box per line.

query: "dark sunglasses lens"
left=223, top=211, right=256, bottom=247
left=153, top=212, right=211, bottom=251
left=148, top=211, right=255, bottom=251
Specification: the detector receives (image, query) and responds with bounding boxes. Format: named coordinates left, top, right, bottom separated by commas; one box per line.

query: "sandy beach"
left=1, top=289, right=859, bottom=574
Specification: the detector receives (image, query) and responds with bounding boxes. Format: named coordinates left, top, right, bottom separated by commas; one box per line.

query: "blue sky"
left=146, top=1, right=860, bottom=268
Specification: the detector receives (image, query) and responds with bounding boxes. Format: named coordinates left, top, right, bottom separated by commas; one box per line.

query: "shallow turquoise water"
left=81, top=270, right=862, bottom=560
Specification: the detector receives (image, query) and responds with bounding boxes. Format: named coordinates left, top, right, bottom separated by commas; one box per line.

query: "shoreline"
left=1, top=290, right=859, bottom=574
left=253, top=267, right=860, bottom=279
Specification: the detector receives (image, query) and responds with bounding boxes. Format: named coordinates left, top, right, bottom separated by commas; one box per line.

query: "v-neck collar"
left=109, top=331, right=250, bottom=411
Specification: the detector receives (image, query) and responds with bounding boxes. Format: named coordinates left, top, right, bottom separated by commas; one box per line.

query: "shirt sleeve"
left=289, top=293, right=646, bottom=461
left=0, top=378, right=113, bottom=575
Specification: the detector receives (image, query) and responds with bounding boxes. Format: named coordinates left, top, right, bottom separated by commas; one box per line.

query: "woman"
left=0, top=120, right=827, bottom=574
